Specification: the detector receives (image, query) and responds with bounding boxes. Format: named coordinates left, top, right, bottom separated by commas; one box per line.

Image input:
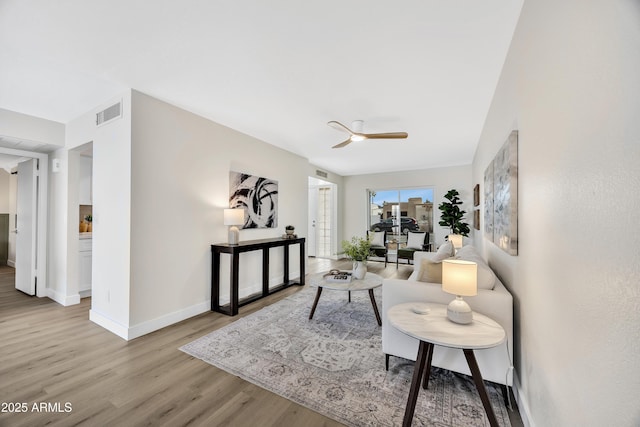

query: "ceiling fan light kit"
left=328, top=120, right=408, bottom=148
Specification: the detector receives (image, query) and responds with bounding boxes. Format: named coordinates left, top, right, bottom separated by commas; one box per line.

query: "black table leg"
left=230, top=253, right=240, bottom=316
left=309, top=287, right=323, bottom=320
left=422, top=342, right=434, bottom=389
left=402, top=340, right=430, bottom=427
left=262, top=248, right=269, bottom=297
left=299, top=241, right=305, bottom=285
left=368, top=289, right=382, bottom=326
left=283, top=244, right=290, bottom=284
left=463, top=349, right=499, bottom=427
left=211, top=252, right=220, bottom=311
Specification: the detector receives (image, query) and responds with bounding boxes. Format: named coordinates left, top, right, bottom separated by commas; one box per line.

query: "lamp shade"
left=442, top=259, right=477, bottom=297
left=448, top=234, right=463, bottom=249
left=224, top=208, right=245, bottom=226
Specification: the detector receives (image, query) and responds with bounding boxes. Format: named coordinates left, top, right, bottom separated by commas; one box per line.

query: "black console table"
left=211, top=237, right=306, bottom=316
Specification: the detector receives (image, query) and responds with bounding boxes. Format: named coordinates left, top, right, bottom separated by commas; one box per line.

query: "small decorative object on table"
left=341, top=236, right=373, bottom=280
left=283, top=225, right=297, bottom=239
left=84, top=214, right=93, bottom=232
left=323, top=269, right=352, bottom=283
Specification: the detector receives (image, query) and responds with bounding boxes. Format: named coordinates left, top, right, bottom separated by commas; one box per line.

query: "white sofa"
left=382, top=246, right=514, bottom=386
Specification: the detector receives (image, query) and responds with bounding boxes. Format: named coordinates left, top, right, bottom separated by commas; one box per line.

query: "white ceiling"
left=0, top=0, right=523, bottom=176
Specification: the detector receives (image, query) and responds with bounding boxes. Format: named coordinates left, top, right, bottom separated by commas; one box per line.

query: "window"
left=368, top=188, right=434, bottom=238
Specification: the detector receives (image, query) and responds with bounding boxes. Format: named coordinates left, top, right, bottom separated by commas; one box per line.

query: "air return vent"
left=315, top=169, right=328, bottom=179
left=96, top=101, right=122, bottom=126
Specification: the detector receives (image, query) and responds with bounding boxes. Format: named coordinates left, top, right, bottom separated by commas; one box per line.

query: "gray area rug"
left=180, top=285, right=511, bottom=427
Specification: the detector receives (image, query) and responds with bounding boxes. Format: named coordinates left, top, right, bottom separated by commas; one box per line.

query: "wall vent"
left=315, top=169, right=328, bottom=178
left=96, top=101, right=122, bottom=127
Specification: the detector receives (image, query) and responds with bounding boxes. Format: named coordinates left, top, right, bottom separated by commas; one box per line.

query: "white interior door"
left=308, top=185, right=318, bottom=257
left=15, top=159, right=38, bottom=295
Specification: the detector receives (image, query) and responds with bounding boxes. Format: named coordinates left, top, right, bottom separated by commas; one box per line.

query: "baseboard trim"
left=92, top=271, right=302, bottom=340
left=89, top=310, right=129, bottom=340
left=48, top=288, right=80, bottom=306
left=513, top=372, right=534, bottom=427
left=126, top=300, right=211, bottom=340
left=7, top=259, right=15, bottom=268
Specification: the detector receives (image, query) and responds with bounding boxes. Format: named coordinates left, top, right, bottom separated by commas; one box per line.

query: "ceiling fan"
left=328, top=120, right=408, bottom=148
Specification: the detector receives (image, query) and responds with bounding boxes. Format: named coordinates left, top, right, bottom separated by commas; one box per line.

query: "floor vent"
left=96, top=101, right=122, bottom=126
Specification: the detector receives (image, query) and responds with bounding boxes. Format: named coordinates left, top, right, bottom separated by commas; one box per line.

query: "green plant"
left=85, top=214, right=92, bottom=223
left=341, top=236, right=373, bottom=261
left=438, top=189, right=470, bottom=237
left=285, top=225, right=295, bottom=230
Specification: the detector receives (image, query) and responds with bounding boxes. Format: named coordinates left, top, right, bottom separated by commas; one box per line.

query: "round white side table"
left=388, top=302, right=506, bottom=427
left=308, top=271, right=383, bottom=325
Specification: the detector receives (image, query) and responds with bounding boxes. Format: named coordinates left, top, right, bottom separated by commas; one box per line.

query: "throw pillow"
left=406, top=232, right=427, bottom=249
left=433, top=241, right=454, bottom=262
left=417, top=258, right=443, bottom=283
left=475, top=262, right=498, bottom=290
left=370, top=231, right=385, bottom=247
left=454, top=245, right=475, bottom=258
left=454, top=250, right=497, bottom=290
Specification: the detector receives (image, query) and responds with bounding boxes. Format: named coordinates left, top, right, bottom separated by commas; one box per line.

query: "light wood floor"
left=0, top=259, right=413, bottom=427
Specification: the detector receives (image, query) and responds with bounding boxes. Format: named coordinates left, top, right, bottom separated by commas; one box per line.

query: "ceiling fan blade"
left=327, top=120, right=355, bottom=135
left=332, top=138, right=352, bottom=149
left=362, top=132, right=408, bottom=139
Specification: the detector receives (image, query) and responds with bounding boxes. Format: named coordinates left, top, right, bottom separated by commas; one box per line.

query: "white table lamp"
left=442, top=259, right=477, bottom=324
left=224, top=208, right=245, bottom=245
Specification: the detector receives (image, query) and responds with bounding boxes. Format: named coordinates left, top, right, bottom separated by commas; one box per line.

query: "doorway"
left=308, top=177, right=337, bottom=259
left=0, top=146, right=49, bottom=297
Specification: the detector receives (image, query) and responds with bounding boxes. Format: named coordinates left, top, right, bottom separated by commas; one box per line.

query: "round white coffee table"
left=308, top=271, right=383, bottom=325
left=388, top=302, right=506, bottom=427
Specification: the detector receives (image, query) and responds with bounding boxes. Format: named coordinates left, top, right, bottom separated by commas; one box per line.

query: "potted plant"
left=285, top=225, right=295, bottom=235
left=438, top=189, right=470, bottom=237
left=85, top=214, right=93, bottom=232
left=341, top=236, right=373, bottom=279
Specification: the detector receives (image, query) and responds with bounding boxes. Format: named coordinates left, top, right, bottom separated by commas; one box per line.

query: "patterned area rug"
left=180, top=285, right=511, bottom=427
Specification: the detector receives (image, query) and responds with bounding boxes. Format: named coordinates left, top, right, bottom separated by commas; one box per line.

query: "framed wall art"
left=229, top=171, right=278, bottom=229
left=473, top=184, right=480, bottom=207
left=484, top=161, right=494, bottom=242
left=484, top=130, right=518, bottom=255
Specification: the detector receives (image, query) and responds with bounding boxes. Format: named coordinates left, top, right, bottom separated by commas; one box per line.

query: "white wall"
left=47, top=148, right=69, bottom=301
left=342, top=165, right=472, bottom=247
left=63, top=92, right=133, bottom=334
left=472, top=0, right=640, bottom=425
left=128, top=91, right=309, bottom=336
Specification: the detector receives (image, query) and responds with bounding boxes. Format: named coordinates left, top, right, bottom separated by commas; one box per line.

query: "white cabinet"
left=78, top=238, right=92, bottom=295
left=79, top=155, right=92, bottom=205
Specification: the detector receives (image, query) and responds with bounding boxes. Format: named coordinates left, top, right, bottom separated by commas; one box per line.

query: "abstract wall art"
left=484, top=130, right=518, bottom=255
left=484, top=161, right=494, bottom=242
left=229, top=171, right=278, bottom=229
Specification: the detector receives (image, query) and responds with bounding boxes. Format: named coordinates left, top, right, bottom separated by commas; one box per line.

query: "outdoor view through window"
left=368, top=188, right=434, bottom=242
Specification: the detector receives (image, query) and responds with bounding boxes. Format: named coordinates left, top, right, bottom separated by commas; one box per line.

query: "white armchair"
left=382, top=248, right=514, bottom=386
